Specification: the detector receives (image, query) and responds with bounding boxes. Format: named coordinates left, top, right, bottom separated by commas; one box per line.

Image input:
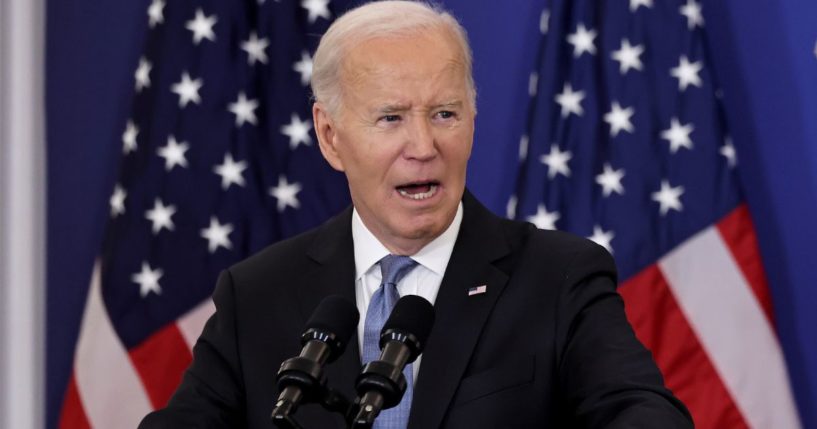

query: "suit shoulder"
left=226, top=208, right=351, bottom=286
left=495, top=214, right=604, bottom=254
left=531, top=228, right=607, bottom=254
left=500, top=218, right=615, bottom=273
left=231, top=227, right=318, bottom=275
left=468, top=204, right=609, bottom=262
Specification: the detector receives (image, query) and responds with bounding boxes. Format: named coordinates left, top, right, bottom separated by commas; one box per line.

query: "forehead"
left=339, top=29, right=468, bottom=98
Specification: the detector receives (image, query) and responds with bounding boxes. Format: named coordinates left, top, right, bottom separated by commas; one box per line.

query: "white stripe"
left=177, top=299, right=215, bottom=350
left=0, top=0, right=45, bottom=427
left=659, top=227, right=801, bottom=429
left=74, top=261, right=153, bottom=427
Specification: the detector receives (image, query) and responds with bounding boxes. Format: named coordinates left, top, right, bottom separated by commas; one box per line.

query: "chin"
left=396, top=217, right=445, bottom=241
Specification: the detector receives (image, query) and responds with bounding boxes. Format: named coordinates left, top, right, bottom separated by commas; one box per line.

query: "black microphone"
left=271, top=295, right=359, bottom=425
left=352, top=295, right=435, bottom=428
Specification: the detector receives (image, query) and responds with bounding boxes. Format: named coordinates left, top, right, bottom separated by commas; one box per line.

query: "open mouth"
left=396, top=181, right=440, bottom=200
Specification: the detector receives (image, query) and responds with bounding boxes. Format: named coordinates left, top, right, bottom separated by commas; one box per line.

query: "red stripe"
left=128, top=323, right=193, bottom=409
left=716, top=204, right=775, bottom=325
left=620, top=265, right=748, bottom=429
left=58, top=373, right=91, bottom=429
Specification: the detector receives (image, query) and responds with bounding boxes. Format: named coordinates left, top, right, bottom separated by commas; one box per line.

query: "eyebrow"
left=433, top=100, right=464, bottom=109
left=374, top=100, right=464, bottom=114
left=376, top=103, right=411, bottom=114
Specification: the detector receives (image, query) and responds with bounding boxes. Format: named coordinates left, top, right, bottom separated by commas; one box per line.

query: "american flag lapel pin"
left=468, top=284, right=487, bottom=296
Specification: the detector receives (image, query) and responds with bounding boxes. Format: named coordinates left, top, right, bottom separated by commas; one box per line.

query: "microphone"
left=271, top=295, right=359, bottom=425
left=352, top=295, right=435, bottom=427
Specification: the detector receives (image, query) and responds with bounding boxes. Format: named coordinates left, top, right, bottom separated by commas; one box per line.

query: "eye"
left=435, top=110, right=456, bottom=120
left=379, top=114, right=401, bottom=123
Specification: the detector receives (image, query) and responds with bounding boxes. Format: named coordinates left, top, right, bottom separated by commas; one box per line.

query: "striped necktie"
left=362, top=255, right=418, bottom=428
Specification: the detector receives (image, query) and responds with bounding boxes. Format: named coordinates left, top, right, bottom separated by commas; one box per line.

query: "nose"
left=403, top=116, right=437, bottom=161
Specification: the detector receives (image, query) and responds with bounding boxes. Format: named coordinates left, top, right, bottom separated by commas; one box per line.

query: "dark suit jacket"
left=140, top=191, right=692, bottom=428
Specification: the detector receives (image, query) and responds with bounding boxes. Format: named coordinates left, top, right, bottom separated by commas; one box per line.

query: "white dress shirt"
left=352, top=202, right=463, bottom=381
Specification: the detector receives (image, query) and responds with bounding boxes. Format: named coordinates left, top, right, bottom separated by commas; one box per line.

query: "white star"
left=145, top=198, right=177, bottom=234
left=506, top=195, right=517, bottom=219
left=652, top=180, right=685, bottom=216
left=186, top=8, right=217, bottom=45
left=629, top=0, right=653, bottom=12
left=147, top=0, right=165, bottom=28
left=539, top=144, right=572, bottom=179
left=200, top=217, right=234, bottom=253
left=241, top=32, right=269, bottom=65
left=269, top=176, right=302, bottom=212
left=814, top=39, right=817, bottom=59
left=109, top=184, right=126, bottom=217
left=596, top=163, right=625, bottom=197
left=281, top=113, right=313, bottom=149
left=566, top=23, right=597, bottom=58
left=603, top=102, right=635, bottom=137
left=555, top=83, right=585, bottom=118
left=528, top=72, right=539, bottom=97
left=588, top=225, right=615, bottom=254
left=122, top=120, right=139, bottom=154
left=171, top=72, right=203, bottom=107
left=518, top=134, right=529, bottom=161
left=293, top=51, right=313, bottom=86
left=679, top=0, right=704, bottom=29
left=228, top=92, right=259, bottom=127
left=132, top=261, right=163, bottom=297
left=213, top=153, right=248, bottom=190
left=611, top=39, right=644, bottom=74
left=721, top=138, right=737, bottom=168
left=157, top=135, right=190, bottom=171
left=540, top=9, right=550, bottom=34
left=670, top=55, right=703, bottom=91
left=527, top=204, right=560, bottom=230
left=134, top=57, right=152, bottom=91
left=660, top=118, right=694, bottom=153
left=301, top=0, right=331, bottom=24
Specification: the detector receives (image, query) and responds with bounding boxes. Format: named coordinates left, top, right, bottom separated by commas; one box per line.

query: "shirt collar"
left=352, top=202, right=464, bottom=280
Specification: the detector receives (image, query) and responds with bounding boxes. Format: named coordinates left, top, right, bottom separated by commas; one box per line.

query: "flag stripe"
left=716, top=204, right=775, bottom=324
left=177, top=299, right=216, bottom=350
left=128, top=324, right=193, bottom=409
left=72, top=261, right=153, bottom=428
left=512, top=2, right=800, bottom=428
left=59, top=1, right=354, bottom=425
left=57, top=375, right=91, bottom=429
left=659, top=225, right=801, bottom=429
left=620, top=265, right=748, bottom=428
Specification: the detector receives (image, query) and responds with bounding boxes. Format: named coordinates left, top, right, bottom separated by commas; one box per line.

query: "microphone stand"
left=270, top=356, right=358, bottom=429
left=271, top=384, right=357, bottom=429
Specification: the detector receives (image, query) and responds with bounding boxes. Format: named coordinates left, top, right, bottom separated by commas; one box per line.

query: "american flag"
left=510, top=0, right=801, bottom=427
left=57, top=0, right=353, bottom=427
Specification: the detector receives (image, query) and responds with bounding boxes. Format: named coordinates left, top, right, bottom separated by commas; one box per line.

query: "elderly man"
left=141, top=1, right=692, bottom=428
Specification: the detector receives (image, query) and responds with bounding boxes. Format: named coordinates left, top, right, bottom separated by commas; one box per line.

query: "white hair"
left=311, top=0, right=476, bottom=116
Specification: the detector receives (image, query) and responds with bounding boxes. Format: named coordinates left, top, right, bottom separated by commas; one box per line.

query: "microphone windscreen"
left=305, top=295, right=360, bottom=348
left=382, top=295, right=435, bottom=347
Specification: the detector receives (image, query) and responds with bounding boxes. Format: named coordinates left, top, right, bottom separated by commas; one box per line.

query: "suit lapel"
left=298, top=207, right=362, bottom=427
left=292, top=194, right=512, bottom=428
left=408, top=192, right=511, bottom=429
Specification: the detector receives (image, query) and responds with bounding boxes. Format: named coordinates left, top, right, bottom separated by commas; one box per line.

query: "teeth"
left=398, top=184, right=438, bottom=200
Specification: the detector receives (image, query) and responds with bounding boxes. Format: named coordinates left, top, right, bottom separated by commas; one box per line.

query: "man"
left=141, top=1, right=692, bottom=427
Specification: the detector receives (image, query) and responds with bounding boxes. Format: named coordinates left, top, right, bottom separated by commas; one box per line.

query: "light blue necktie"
left=362, top=255, right=418, bottom=429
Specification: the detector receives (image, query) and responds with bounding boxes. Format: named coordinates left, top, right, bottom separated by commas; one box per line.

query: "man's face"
left=314, top=28, right=475, bottom=254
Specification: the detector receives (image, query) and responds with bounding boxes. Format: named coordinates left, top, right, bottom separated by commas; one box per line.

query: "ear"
left=313, top=102, right=345, bottom=172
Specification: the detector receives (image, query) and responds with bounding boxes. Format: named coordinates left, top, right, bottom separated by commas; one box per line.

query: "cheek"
left=342, top=149, right=396, bottom=192
left=444, top=132, right=474, bottom=168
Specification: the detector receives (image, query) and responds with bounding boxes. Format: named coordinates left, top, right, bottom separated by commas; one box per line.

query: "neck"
left=379, top=237, right=433, bottom=257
